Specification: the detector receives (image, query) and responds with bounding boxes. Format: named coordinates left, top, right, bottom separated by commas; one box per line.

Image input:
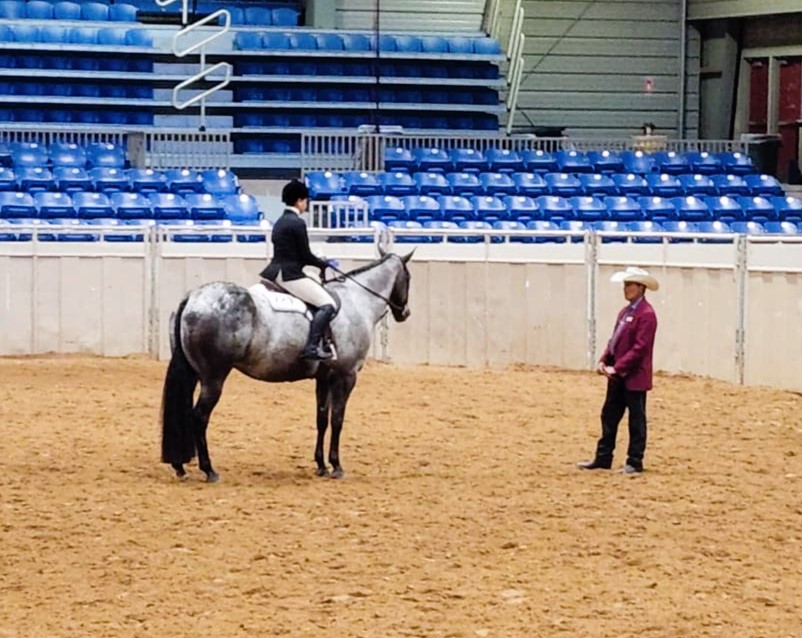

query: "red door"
left=749, top=60, right=769, bottom=134
left=778, top=58, right=801, bottom=182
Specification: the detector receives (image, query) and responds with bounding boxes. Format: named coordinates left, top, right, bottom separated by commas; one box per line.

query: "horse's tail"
left=160, top=297, right=198, bottom=465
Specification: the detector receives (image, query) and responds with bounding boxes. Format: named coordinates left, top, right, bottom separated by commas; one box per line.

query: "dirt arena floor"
left=1, top=356, right=801, bottom=638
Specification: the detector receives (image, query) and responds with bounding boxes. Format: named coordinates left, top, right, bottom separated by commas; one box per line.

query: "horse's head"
left=379, top=246, right=413, bottom=322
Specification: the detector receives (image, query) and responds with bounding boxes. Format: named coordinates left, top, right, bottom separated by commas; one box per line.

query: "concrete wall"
left=689, top=0, right=802, bottom=20
left=335, top=0, right=486, bottom=32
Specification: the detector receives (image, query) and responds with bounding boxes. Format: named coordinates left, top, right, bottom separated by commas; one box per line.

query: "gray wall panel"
left=689, top=0, right=802, bottom=20
left=336, top=0, right=486, bottom=32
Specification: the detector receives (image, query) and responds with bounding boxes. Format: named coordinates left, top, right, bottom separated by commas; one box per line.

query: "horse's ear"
left=402, top=248, right=416, bottom=264
left=378, top=245, right=387, bottom=258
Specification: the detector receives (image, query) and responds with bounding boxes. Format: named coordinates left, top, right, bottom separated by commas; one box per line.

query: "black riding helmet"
left=282, top=179, right=309, bottom=207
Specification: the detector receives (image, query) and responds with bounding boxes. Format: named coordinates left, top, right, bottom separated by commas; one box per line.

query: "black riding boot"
left=302, top=304, right=336, bottom=361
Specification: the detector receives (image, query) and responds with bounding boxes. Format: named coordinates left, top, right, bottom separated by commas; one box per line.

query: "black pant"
left=594, top=377, right=648, bottom=470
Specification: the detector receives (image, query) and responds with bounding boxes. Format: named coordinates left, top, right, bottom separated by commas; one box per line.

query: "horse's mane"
left=343, top=253, right=393, bottom=277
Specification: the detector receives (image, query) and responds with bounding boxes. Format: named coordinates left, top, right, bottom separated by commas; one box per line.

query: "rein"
left=324, top=263, right=405, bottom=313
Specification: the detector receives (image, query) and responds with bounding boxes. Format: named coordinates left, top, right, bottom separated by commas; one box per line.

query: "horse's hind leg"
left=329, top=371, right=357, bottom=479
left=194, top=375, right=228, bottom=483
left=314, top=370, right=332, bottom=477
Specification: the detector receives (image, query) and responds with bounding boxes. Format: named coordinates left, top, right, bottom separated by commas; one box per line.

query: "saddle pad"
left=264, top=290, right=309, bottom=315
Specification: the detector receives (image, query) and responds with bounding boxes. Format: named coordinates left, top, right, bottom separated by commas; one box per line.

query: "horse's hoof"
left=330, top=468, right=344, bottom=479
left=205, top=471, right=220, bottom=483
left=316, top=467, right=330, bottom=478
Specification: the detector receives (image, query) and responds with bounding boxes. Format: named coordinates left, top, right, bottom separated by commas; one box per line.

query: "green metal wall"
left=499, top=0, right=699, bottom=138
left=689, top=0, right=802, bottom=20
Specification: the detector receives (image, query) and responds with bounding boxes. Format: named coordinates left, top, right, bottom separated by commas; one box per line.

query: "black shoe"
left=577, top=459, right=612, bottom=470
left=301, top=344, right=333, bottom=361
left=617, top=464, right=643, bottom=474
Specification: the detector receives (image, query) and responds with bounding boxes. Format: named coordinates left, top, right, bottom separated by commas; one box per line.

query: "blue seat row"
left=0, top=82, right=153, bottom=98
left=0, top=166, right=241, bottom=196
left=0, top=141, right=126, bottom=168
left=234, top=59, right=499, bottom=80
left=0, top=0, right=138, bottom=21
left=235, top=86, right=498, bottom=105
left=0, top=108, right=154, bottom=125
left=0, top=24, right=152, bottom=46
left=384, top=148, right=756, bottom=176
left=234, top=31, right=500, bottom=55
left=0, top=217, right=271, bottom=243
left=0, top=191, right=260, bottom=220
left=331, top=193, right=802, bottom=224
left=307, top=170, right=784, bottom=199
left=235, top=113, right=498, bottom=133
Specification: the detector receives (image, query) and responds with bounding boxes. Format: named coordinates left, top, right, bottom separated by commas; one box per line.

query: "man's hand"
left=604, top=366, right=616, bottom=377
left=597, top=361, right=607, bottom=375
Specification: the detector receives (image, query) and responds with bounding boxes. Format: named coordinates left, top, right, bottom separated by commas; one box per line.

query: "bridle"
left=324, top=259, right=408, bottom=314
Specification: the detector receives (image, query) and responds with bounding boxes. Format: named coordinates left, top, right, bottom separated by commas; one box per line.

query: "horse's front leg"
left=314, top=370, right=331, bottom=477
left=329, top=371, right=357, bottom=479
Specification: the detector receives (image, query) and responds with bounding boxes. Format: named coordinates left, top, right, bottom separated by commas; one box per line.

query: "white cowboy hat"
left=610, top=266, right=659, bottom=291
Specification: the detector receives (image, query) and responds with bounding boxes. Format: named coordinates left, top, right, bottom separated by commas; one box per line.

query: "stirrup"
left=302, top=344, right=334, bottom=361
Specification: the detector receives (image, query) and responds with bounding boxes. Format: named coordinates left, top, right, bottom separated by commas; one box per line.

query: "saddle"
left=257, top=279, right=340, bottom=355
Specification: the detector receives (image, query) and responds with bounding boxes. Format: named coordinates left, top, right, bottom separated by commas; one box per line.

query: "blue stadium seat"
left=0, top=167, right=16, bottom=191
left=223, top=194, right=260, bottom=223
left=612, top=173, right=649, bottom=196
left=377, top=34, right=396, bottom=52
left=696, top=220, right=733, bottom=243
left=730, top=221, right=765, bottom=235
left=545, top=173, right=581, bottom=197
left=704, top=195, right=744, bottom=222
left=521, top=220, right=564, bottom=244
left=521, top=149, right=557, bottom=173
left=73, top=192, right=113, bottom=218
left=26, top=1, right=53, bottom=19
left=235, top=31, right=262, bottom=50
left=587, top=150, right=623, bottom=174
left=447, top=36, right=473, bottom=54
left=35, top=192, right=74, bottom=218
left=403, top=195, right=441, bottom=223
left=166, top=169, right=203, bottom=194
left=413, top=148, right=451, bottom=173
left=621, top=151, right=655, bottom=174
left=366, top=195, right=405, bottom=223
left=11, top=143, right=48, bottom=168
left=559, top=220, right=590, bottom=242
left=112, top=192, right=152, bottom=219
left=677, top=174, right=715, bottom=196
left=486, top=149, right=523, bottom=173
left=47, top=218, right=97, bottom=243
left=590, top=220, right=628, bottom=243
left=290, top=33, right=318, bottom=50
left=710, top=173, right=749, bottom=196
left=686, top=151, right=722, bottom=175
left=341, top=34, right=371, bottom=51
left=579, top=174, right=616, bottom=196
left=771, top=195, right=802, bottom=223
left=646, top=173, right=682, bottom=197
left=449, top=148, right=487, bottom=173
left=492, top=220, right=527, bottom=242
left=81, top=2, right=108, bottom=21
left=149, top=193, right=188, bottom=219
left=763, top=221, right=800, bottom=235
left=201, top=169, right=239, bottom=196
left=510, top=172, right=547, bottom=197
left=653, top=151, right=690, bottom=175
left=49, top=143, right=86, bottom=168
left=262, top=32, right=291, bottom=49
left=420, top=36, right=448, bottom=53
left=450, top=220, right=494, bottom=244
left=556, top=150, right=592, bottom=173
left=605, top=196, right=644, bottom=221
left=129, top=169, right=167, bottom=193
left=625, top=220, right=664, bottom=244
left=90, top=167, right=128, bottom=192
left=271, top=7, right=299, bottom=26
left=244, top=6, right=272, bottom=25
left=673, top=195, right=712, bottom=222
left=537, top=195, right=574, bottom=221
left=0, top=192, right=35, bottom=216
left=54, top=1, right=80, bottom=20
left=341, top=171, right=380, bottom=196
left=378, top=171, right=416, bottom=196
left=638, top=196, right=676, bottom=222
left=87, top=143, right=125, bottom=168
left=744, top=174, right=783, bottom=196
left=306, top=171, right=345, bottom=199
left=570, top=196, right=608, bottom=221
left=413, top=172, right=450, bottom=196
left=384, top=147, right=414, bottom=172
left=393, top=35, right=421, bottom=52
left=439, top=195, right=475, bottom=222
left=479, top=172, right=515, bottom=196
left=503, top=195, right=540, bottom=223
left=18, top=167, right=55, bottom=192
left=315, top=33, right=343, bottom=51
left=737, top=195, right=778, bottom=223
left=13, top=24, right=40, bottom=43
left=660, top=220, right=698, bottom=242
left=80, top=218, right=133, bottom=242
left=447, top=172, right=481, bottom=196
left=474, top=38, right=501, bottom=54
left=720, top=152, right=755, bottom=175
left=472, top=195, right=508, bottom=223
left=184, top=193, right=224, bottom=220
left=0, top=0, right=25, bottom=19
left=55, top=167, right=92, bottom=193
left=109, top=3, right=137, bottom=21
left=388, top=220, right=428, bottom=243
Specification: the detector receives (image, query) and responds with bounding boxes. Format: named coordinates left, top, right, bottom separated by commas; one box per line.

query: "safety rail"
left=300, top=130, right=750, bottom=174
left=0, top=124, right=127, bottom=149
left=309, top=199, right=370, bottom=229
left=137, top=128, right=232, bottom=170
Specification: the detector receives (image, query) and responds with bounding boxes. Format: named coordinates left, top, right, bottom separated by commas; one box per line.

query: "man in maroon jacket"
left=579, top=267, right=659, bottom=474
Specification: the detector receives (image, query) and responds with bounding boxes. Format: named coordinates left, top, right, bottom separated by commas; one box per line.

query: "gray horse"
left=160, top=248, right=413, bottom=482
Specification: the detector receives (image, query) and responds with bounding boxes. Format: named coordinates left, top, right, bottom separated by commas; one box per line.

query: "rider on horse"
left=260, top=180, right=338, bottom=361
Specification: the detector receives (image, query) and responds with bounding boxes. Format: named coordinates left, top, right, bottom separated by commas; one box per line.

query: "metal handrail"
left=172, top=8, right=231, bottom=58
left=172, top=61, right=232, bottom=111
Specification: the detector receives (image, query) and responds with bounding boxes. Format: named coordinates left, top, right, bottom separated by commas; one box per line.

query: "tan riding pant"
left=276, top=271, right=335, bottom=308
